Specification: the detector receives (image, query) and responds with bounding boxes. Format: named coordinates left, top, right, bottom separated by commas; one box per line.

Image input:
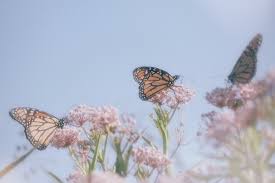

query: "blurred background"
left=0, top=0, right=274, bottom=182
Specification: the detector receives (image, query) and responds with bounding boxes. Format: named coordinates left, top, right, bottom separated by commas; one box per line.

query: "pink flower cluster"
left=203, top=69, right=275, bottom=146
left=206, top=84, right=265, bottom=109
left=71, top=140, right=91, bottom=163
left=90, top=106, right=120, bottom=134
left=202, top=102, right=257, bottom=145
left=132, top=147, right=171, bottom=170
left=67, top=171, right=83, bottom=183
left=150, top=85, right=195, bottom=108
left=206, top=69, right=275, bottom=110
left=67, top=105, right=120, bottom=134
left=202, top=110, right=235, bottom=145
left=67, top=104, right=95, bottom=126
left=116, top=114, right=139, bottom=142
left=51, top=126, right=80, bottom=148
left=67, top=171, right=126, bottom=183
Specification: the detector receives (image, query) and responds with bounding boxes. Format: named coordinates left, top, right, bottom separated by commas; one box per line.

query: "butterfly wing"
left=133, top=67, right=152, bottom=83
left=9, top=107, right=63, bottom=150
left=228, top=34, right=263, bottom=84
left=136, top=67, right=178, bottom=100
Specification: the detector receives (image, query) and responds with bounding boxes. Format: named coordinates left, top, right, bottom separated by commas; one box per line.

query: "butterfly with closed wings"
left=9, top=107, right=64, bottom=150
left=228, top=33, right=263, bottom=84
left=133, top=66, right=179, bottom=101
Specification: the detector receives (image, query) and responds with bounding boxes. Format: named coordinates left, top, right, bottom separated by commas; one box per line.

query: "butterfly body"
left=133, top=66, right=179, bottom=101
left=9, top=107, right=64, bottom=150
left=228, top=34, right=263, bottom=84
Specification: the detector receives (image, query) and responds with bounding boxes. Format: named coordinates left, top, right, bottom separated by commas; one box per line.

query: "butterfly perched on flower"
left=9, top=107, right=64, bottom=150
left=133, top=66, right=179, bottom=101
left=228, top=34, right=263, bottom=84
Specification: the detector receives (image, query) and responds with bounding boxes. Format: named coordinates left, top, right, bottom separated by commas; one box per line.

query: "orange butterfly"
left=133, top=67, right=179, bottom=100
left=9, top=107, right=64, bottom=150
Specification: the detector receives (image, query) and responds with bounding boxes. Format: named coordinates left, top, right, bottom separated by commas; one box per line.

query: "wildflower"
left=166, top=85, right=195, bottom=108
left=238, top=83, right=265, bottom=100
left=206, top=83, right=266, bottom=109
left=51, top=126, right=80, bottom=148
left=89, top=105, right=120, bottom=134
left=132, top=147, right=171, bottom=170
left=202, top=110, right=235, bottom=145
left=67, top=171, right=83, bottom=183
left=71, top=140, right=91, bottom=163
left=116, top=114, right=139, bottom=143
left=206, top=85, right=247, bottom=109
left=67, top=104, right=95, bottom=126
left=234, top=101, right=257, bottom=128
left=117, top=114, right=136, bottom=134
left=150, top=85, right=195, bottom=108
left=67, top=105, right=120, bottom=134
left=202, top=102, right=257, bottom=146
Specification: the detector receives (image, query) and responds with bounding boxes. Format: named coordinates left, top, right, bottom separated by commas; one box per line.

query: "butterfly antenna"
left=61, top=117, right=78, bottom=127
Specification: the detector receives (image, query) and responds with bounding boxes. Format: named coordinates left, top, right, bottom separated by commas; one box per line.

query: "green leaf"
left=89, top=135, right=101, bottom=172
left=134, top=166, right=149, bottom=181
left=114, top=139, right=127, bottom=176
left=0, top=148, right=35, bottom=178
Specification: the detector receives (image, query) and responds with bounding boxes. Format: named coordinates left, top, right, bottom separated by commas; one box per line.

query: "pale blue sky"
left=0, top=0, right=274, bottom=182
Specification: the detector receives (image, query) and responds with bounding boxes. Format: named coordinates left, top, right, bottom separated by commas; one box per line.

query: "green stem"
left=168, top=105, right=178, bottom=123
left=68, top=147, right=87, bottom=174
left=90, top=135, right=101, bottom=172
left=160, top=124, right=168, bottom=155
left=102, top=134, right=108, bottom=170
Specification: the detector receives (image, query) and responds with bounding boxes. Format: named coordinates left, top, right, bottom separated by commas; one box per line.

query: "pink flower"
left=239, top=82, right=268, bottom=100
left=132, top=147, right=171, bottom=170
left=67, top=171, right=83, bottom=183
left=67, top=104, right=94, bottom=126
left=89, top=105, right=120, bottom=134
left=67, top=105, right=120, bottom=134
left=68, top=171, right=126, bottom=183
left=71, top=140, right=91, bottom=163
left=150, top=85, right=195, bottom=108
left=116, top=114, right=139, bottom=143
left=202, top=110, right=235, bottom=145
left=206, top=83, right=267, bottom=109
left=206, top=86, right=242, bottom=108
left=51, top=126, right=80, bottom=148
left=234, top=101, right=257, bottom=128
left=202, top=102, right=257, bottom=146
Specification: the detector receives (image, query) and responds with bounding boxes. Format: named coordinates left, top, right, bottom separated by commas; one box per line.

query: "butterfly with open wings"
left=133, top=66, right=179, bottom=101
left=9, top=107, right=64, bottom=150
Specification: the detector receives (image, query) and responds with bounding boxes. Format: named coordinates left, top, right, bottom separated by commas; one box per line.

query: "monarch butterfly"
left=9, top=107, right=64, bottom=150
left=228, top=34, right=263, bottom=84
left=133, top=66, right=179, bottom=100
